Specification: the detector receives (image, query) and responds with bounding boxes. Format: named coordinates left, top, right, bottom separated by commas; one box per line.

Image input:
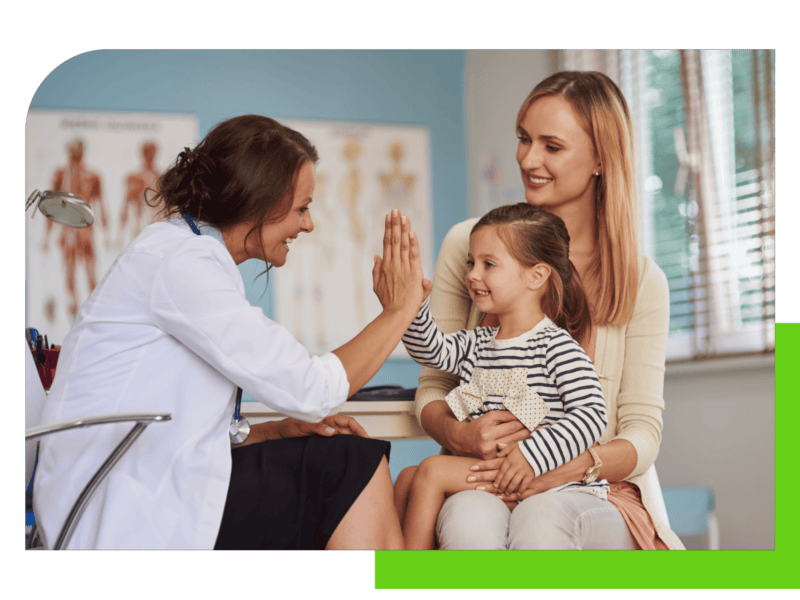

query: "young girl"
left=396, top=202, right=608, bottom=550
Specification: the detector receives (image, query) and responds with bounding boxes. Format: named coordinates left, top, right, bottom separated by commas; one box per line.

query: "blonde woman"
left=415, top=71, right=685, bottom=550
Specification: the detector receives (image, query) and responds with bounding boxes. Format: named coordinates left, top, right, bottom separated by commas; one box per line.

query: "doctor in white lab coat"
left=34, top=115, right=430, bottom=549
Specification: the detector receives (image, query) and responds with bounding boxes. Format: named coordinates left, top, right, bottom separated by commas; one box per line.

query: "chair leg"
left=27, top=522, right=42, bottom=549
left=54, top=422, right=149, bottom=549
left=707, top=513, right=720, bottom=550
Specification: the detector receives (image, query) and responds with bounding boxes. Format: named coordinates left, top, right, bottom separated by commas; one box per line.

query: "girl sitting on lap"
left=395, top=202, right=607, bottom=550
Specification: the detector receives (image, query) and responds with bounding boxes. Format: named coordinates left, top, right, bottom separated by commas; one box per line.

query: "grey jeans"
left=436, top=490, right=637, bottom=550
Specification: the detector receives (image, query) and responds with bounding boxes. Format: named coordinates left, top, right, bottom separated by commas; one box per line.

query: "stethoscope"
left=229, top=387, right=250, bottom=445
left=181, top=211, right=250, bottom=444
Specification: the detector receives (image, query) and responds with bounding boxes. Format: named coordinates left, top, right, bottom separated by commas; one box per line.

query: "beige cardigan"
left=415, top=219, right=685, bottom=550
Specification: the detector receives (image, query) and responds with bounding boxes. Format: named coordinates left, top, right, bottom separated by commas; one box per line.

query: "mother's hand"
left=452, top=410, right=532, bottom=460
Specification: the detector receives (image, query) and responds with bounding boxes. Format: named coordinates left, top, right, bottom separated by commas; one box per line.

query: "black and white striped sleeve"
left=401, top=298, right=477, bottom=376
left=518, top=331, right=607, bottom=476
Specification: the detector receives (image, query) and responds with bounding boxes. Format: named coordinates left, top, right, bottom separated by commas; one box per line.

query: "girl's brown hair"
left=472, top=203, right=592, bottom=345
left=517, top=71, right=639, bottom=326
left=150, top=114, right=318, bottom=276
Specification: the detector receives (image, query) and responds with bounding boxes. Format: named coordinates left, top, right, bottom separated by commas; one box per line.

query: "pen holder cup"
left=33, top=348, right=60, bottom=391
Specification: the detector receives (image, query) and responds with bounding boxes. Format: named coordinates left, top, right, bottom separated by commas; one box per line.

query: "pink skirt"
left=606, top=481, right=669, bottom=550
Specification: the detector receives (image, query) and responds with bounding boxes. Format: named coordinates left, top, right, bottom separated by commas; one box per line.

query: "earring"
left=594, top=172, right=601, bottom=177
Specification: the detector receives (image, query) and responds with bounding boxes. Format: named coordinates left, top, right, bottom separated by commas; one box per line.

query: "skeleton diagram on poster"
left=26, top=110, right=198, bottom=345
left=278, top=120, right=432, bottom=358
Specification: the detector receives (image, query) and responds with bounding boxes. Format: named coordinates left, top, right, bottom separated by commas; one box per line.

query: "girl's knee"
left=395, top=465, right=417, bottom=489
left=406, top=455, right=443, bottom=485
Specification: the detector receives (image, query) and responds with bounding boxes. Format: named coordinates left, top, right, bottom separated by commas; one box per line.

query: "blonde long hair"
left=516, top=71, right=639, bottom=326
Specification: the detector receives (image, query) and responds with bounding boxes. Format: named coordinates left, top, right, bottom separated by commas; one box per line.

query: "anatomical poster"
left=25, top=110, right=198, bottom=345
left=276, top=119, right=432, bottom=358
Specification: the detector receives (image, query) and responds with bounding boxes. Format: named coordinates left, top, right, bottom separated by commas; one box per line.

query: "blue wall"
left=30, top=50, right=468, bottom=390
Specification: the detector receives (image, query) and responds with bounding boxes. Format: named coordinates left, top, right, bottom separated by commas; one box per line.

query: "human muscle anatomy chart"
left=26, top=111, right=198, bottom=344
left=119, top=141, right=164, bottom=249
left=44, top=139, right=109, bottom=319
left=278, top=120, right=432, bottom=358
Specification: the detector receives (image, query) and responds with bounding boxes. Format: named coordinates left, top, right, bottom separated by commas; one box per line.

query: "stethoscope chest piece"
left=229, top=415, right=250, bottom=445
left=229, top=386, right=250, bottom=444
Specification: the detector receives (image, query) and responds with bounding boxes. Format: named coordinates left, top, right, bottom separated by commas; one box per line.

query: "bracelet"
left=581, top=446, right=603, bottom=484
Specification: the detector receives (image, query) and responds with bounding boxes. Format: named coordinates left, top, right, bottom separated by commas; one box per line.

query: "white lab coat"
left=33, top=218, right=350, bottom=549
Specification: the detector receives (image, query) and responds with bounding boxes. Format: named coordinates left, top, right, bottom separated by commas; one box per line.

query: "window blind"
left=559, top=50, right=775, bottom=362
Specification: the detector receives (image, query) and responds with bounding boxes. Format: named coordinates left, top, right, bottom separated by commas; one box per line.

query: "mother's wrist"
left=444, top=418, right=469, bottom=455
left=425, top=409, right=463, bottom=455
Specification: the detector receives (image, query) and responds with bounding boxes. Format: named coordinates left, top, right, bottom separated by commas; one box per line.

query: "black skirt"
left=214, top=434, right=391, bottom=550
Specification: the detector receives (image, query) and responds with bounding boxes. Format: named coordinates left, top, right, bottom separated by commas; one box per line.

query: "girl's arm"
left=516, top=331, right=608, bottom=477
left=402, top=298, right=477, bottom=375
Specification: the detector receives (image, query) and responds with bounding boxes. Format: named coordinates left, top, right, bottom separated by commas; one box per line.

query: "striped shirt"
left=403, top=299, right=609, bottom=497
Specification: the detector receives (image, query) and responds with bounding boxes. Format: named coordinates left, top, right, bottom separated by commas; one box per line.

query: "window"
left=559, top=50, right=775, bottom=362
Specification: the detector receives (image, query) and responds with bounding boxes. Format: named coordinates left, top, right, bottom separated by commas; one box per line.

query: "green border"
left=6, top=0, right=800, bottom=597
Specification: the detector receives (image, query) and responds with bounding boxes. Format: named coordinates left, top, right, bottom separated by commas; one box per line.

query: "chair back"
left=26, top=340, right=48, bottom=488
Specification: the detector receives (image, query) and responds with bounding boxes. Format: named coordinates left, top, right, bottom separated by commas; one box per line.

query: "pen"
left=26, top=327, right=40, bottom=351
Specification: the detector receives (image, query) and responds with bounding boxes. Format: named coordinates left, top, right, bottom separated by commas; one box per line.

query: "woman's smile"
left=525, top=174, right=554, bottom=189
left=257, top=162, right=315, bottom=266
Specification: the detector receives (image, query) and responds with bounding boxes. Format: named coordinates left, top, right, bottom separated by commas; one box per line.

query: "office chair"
left=25, top=340, right=171, bottom=549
